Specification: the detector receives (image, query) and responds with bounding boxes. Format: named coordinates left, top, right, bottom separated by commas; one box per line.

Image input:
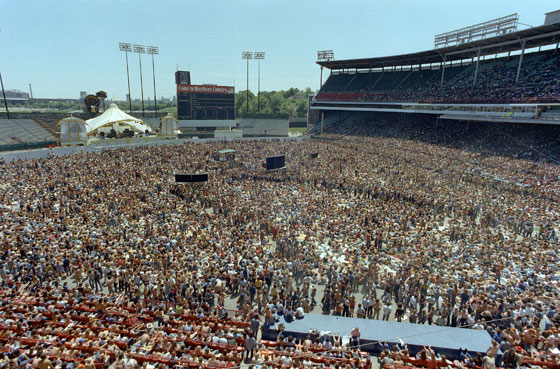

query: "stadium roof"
left=317, top=22, right=560, bottom=70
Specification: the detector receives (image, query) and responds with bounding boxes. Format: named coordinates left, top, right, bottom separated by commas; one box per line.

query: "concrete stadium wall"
left=237, top=118, right=289, bottom=136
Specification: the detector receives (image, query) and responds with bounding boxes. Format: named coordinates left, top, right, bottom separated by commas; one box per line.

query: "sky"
left=0, top=0, right=558, bottom=99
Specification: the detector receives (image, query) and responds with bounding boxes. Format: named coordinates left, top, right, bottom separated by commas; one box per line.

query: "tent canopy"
left=57, top=116, right=86, bottom=127
left=85, top=103, right=152, bottom=134
left=160, top=114, right=178, bottom=137
left=58, top=116, right=88, bottom=144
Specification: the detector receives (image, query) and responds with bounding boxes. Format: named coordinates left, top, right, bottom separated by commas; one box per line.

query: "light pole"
left=317, top=50, right=334, bottom=90
left=0, top=27, right=8, bottom=119
left=118, top=42, right=133, bottom=114
left=242, top=51, right=253, bottom=115
left=254, top=52, right=265, bottom=112
left=0, top=72, right=9, bottom=119
left=134, top=44, right=146, bottom=117
left=147, top=46, right=159, bottom=117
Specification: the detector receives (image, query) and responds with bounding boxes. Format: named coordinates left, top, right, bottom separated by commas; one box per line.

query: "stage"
left=263, top=314, right=496, bottom=360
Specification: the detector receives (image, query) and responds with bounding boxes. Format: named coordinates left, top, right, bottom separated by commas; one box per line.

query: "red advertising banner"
left=177, top=84, right=234, bottom=94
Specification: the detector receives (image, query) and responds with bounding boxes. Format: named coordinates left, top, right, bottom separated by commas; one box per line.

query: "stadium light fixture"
left=147, top=46, right=160, bottom=116
left=134, top=44, right=146, bottom=117
left=242, top=52, right=253, bottom=114
left=118, top=42, right=133, bottom=113
left=254, top=52, right=265, bottom=112
left=317, top=50, right=334, bottom=90
left=317, top=50, right=334, bottom=62
left=434, top=14, right=519, bottom=48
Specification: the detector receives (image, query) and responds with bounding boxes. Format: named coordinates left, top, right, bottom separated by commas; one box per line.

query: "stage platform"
left=263, top=314, right=495, bottom=361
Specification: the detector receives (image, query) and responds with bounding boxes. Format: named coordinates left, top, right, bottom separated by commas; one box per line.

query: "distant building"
left=6, top=90, right=30, bottom=99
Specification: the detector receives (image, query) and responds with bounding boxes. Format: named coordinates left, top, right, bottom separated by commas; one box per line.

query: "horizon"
left=1, top=0, right=558, bottom=99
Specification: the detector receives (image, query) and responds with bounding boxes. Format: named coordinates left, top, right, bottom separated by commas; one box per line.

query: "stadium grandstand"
left=0, top=119, right=58, bottom=151
left=312, top=13, right=560, bottom=125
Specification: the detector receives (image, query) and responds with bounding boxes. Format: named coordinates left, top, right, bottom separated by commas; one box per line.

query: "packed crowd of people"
left=0, top=113, right=559, bottom=368
left=318, top=50, right=560, bottom=105
left=365, top=50, right=560, bottom=104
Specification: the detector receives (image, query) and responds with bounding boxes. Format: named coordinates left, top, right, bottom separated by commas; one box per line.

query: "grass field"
left=289, top=126, right=308, bottom=134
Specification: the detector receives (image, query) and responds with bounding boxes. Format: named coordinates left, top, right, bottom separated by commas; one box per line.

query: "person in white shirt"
left=122, top=354, right=137, bottom=369
left=472, top=320, right=485, bottom=330
left=383, top=302, right=392, bottom=321
left=276, top=301, right=284, bottom=315
left=218, top=335, right=228, bottom=345
left=281, top=355, right=292, bottom=367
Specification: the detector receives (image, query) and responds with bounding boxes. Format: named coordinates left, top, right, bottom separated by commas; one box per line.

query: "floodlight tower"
left=242, top=51, right=253, bottom=114
left=254, top=52, right=265, bottom=112
left=0, top=72, right=9, bottom=119
left=134, top=44, right=146, bottom=117
left=317, top=50, right=334, bottom=90
left=147, top=46, right=159, bottom=116
left=0, top=27, right=8, bottom=119
left=118, top=42, right=133, bottom=113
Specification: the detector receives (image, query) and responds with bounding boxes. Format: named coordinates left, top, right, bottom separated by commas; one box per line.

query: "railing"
left=0, top=140, right=57, bottom=152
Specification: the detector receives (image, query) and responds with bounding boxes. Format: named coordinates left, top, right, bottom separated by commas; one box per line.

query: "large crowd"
left=319, top=50, right=560, bottom=105
left=0, top=114, right=560, bottom=369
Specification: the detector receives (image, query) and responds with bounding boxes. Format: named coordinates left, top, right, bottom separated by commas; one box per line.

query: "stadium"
left=311, top=13, right=560, bottom=135
left=0, top=6, right=560, bottom=369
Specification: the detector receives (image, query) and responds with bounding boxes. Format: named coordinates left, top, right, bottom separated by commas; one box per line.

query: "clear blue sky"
left=1, top=0, right=557, bottom=99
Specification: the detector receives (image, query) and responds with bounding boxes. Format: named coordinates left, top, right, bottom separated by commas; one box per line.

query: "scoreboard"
left=177, top=84, right=235, bottom=120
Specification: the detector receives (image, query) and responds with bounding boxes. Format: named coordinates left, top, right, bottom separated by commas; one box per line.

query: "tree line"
left=5, top=87, right=315, bottom=118
left=235, top=88, right=314, bottom=118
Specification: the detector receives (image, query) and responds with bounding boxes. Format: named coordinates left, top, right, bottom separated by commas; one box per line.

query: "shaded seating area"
left=316, top=50, right=560, bottom=104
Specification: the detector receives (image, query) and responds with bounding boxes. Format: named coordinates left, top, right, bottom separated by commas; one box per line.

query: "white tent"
left=160, top=114, right=178, bottom=138
left=85, top=103, right=152, bottom=135
left=58, top=116, right=88, bottom=145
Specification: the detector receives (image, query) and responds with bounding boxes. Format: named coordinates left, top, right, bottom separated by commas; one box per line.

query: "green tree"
left=233, top=88, right=312, bottom=118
